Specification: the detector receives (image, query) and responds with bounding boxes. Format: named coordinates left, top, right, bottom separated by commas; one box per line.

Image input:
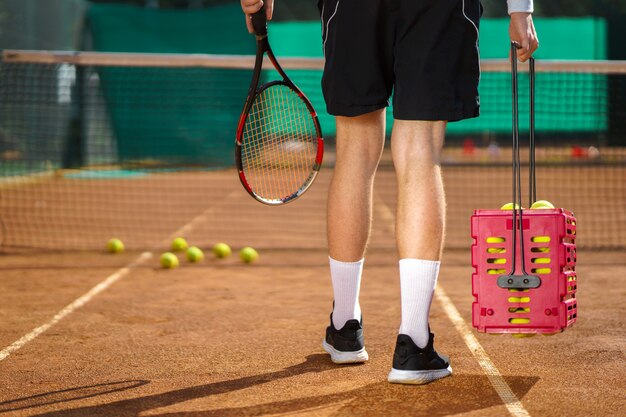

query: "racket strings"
left=241, top=84, right=318, bottom=201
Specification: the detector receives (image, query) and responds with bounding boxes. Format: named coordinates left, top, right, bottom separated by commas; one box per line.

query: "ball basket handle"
left=501, top=42, right=539, bottom=287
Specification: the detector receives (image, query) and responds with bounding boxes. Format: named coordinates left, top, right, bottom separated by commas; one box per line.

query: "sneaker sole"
left=387, top=366, right=452, bottom=385
left=322, top=340, right=369, bottom=364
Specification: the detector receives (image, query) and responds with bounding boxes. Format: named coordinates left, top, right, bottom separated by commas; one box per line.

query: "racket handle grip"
left=251, top=5, right=268, bottom=37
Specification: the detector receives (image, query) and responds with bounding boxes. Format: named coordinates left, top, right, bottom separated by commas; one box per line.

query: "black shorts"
left=318, top=0, right=482, bottom=122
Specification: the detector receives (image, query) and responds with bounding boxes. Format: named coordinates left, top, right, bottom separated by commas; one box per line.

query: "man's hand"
left=509, top=12, right=538, bottom=62
left=241, top=0, right=274, bottom=33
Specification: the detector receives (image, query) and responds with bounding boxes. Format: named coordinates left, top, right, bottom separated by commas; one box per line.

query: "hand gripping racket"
left=236, top=6, right=324, bottom=205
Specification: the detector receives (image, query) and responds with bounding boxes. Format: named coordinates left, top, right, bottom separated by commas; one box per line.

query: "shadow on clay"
left=20, top=353, right=538, bottom=417
left=0, top=380, right=149, bottom=413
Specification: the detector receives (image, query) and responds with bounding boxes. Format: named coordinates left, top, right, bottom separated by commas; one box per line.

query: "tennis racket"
left=236, top=6, right=324, bottom=205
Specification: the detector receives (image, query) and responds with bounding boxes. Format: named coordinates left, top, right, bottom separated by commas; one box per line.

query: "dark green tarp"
left=268, top=18, right=607, bottom=137
left=88, top=2, right=255, bottom=166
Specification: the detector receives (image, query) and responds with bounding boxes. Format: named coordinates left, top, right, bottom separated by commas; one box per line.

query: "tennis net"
left=0, top=50, right=625, bottom=250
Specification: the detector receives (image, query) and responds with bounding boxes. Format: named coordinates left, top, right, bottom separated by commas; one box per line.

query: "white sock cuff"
left=399, top=258, right=440, bottom=274
left=329, top=256, right=365, bottom=266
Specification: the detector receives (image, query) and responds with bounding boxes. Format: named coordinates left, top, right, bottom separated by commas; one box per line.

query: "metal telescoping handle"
left=529, top=57, right=537, bottom=206
left=509, top=41, right=533, bottom=277
left=495, top=43, right=542, bottom=289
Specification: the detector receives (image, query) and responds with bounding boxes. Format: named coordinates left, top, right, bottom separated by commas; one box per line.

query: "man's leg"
left=391, top=120, right=446, bottom=348
left=328, top=109, right=386, bottom=261
left=387, top=120, right=452, bottom=384
left=327, top=109, right=385, bottom=326
left=393, top=120, right=446, bottom=259
left=322, top=109, right=385, bottom=364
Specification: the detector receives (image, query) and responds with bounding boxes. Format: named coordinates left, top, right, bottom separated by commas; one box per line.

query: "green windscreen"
left=87, top=3, right=255, bottom=166
left=268, top=18, right=608, bottom=137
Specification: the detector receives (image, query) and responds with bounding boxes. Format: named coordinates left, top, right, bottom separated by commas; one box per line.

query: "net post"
left=63, top=64, right=85, bottom=169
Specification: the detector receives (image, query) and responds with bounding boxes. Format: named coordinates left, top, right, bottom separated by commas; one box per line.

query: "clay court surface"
left=0, top=165, right=625, bottom=417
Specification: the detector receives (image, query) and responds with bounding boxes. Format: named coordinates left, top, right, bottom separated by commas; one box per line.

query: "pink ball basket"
left=471, top=46, right=578, bottom=336
left=471, top=208, right=577, bottom=335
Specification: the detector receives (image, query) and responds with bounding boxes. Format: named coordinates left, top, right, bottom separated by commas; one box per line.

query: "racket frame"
left=235, top=11, right=323, bottom=205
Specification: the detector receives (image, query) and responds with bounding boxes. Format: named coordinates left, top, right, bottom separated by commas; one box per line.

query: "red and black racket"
left=236, top=6, right=324, bottom=205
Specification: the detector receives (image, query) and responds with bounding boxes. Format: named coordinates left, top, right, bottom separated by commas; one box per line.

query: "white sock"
left=399, top=258, right=440, bottom=348
left=329, top=256, right=364, bottom=329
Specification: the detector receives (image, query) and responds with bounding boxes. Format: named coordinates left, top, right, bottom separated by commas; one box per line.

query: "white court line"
left=376, top=198, right=531, bottom=417
left=0, top=191, right=239, bottom=363
left=435, top=288, right=531, bottom=417
left=0, top=252, right=152, bottom=362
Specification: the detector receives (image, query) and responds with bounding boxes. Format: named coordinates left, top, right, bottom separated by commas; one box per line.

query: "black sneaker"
left=322, top=313, right=369, bottom=364
left=387, top=333, right=452, bottom=384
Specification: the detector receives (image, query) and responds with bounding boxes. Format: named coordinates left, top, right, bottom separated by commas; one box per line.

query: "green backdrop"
left=87, top=5, right=607, bottom=164
left=88, top=3, right=255, bottom=166
left=268, top=18, right=607, bottom=137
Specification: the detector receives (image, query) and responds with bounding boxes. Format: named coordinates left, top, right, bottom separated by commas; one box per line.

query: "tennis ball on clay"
left=512, top=333, right=536, bottom=338
left=239, top=246, right=259, bottom=263
left=106, top=238, right=125, bottom=254
left=160, top=252, right=179, bottom=269
left=212, top=243, right=232, bottom=258
left=171, top=237, right=189, bottom=252
left=500, top=202, right=524, bottom=210
left=186, top=246, right=204, bottom=263
left=531, top=200, right=555, bottom=209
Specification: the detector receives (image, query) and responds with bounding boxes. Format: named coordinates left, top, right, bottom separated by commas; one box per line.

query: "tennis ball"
left=487, top=258, right=506, bottom=264
left=160, top=252, right=179, bottom=269
left=500, top=202, right=523, bottom=210
left=486, top=237, right=506, bottom=254
left=239, top=246, right=259, bottom=263
left=107, top=238, right=124, bottom=254
left=212, top=243, right=232, bottom=258
left=531, top=200, right=555, bottom=209
left=533, top=257, right=551, bottom=264
left=171, top=237, right=188, bottom=252
left=186, top=246, right=204, bottom=263
left=512, top=333, right=536, bottom=338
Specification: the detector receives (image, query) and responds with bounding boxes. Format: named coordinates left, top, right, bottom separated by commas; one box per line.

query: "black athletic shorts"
left=317, top=0, right=482, bottom=121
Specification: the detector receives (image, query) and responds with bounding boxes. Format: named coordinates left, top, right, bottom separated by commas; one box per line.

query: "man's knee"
left=335, top=109, right=386, bottom=168
left=336, top=109, right=386, bottom=143
left=391, top=120, right=446, bottom=163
